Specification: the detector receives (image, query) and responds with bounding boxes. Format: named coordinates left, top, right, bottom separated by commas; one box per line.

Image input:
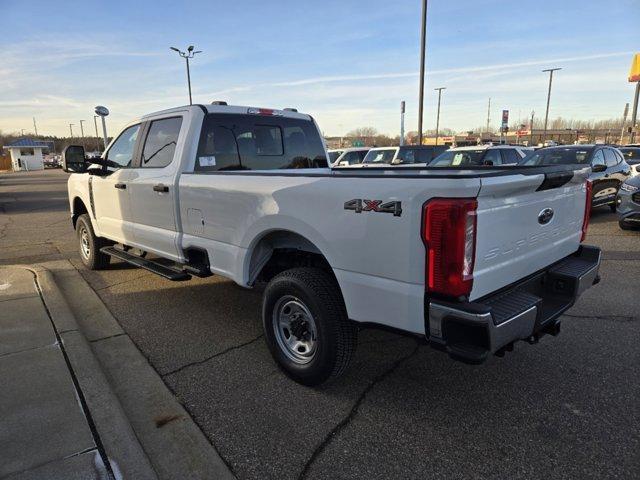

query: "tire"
left=76, top=214, right=111, bottom=270
left=262, top=267, right=357, bottom=386
left=619, top=220, right=630, bottom=230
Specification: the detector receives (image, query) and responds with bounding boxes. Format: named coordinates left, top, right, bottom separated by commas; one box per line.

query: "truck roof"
left=139, top=103, right=312, bottom=122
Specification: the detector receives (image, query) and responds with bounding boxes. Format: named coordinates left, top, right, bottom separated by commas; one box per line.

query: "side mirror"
left=483, top=160, right=494, bottom=166
left=391, top=157, right=404, bottom=165
left=62, top=145, right=87, bottom=173
left=338, top=160, right=350, bottom=167
left=592, top=163, right=606, bottom=173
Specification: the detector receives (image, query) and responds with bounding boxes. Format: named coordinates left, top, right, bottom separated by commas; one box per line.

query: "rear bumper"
left=426, top=245, right=601, bottom=363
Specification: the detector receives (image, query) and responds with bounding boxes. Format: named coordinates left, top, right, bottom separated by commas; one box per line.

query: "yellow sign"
left=629, top=53, right=640, bottom=82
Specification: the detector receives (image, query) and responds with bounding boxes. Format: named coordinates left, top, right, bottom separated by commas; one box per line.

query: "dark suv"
left=520, top=145, right=631, bottom=211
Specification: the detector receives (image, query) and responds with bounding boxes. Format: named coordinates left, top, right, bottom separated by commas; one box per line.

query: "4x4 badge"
left=344, top=199, right=402, bottom=217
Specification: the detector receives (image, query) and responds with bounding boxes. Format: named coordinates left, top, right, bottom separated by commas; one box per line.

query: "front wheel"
left=76, top=214, right=111, bottom=270
left=262, top=267, right=357, bottom=386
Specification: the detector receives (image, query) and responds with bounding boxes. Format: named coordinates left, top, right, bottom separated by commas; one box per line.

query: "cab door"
left=127, top=116, right=184, bottom=261
left=91, top=124, right=141, bottom=244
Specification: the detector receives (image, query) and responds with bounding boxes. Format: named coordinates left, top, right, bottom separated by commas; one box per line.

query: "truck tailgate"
left=471, top=168, right=590, bottom=300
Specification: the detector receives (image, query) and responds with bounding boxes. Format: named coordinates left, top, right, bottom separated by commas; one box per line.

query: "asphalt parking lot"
left=1, top=169, right=639, bottom=480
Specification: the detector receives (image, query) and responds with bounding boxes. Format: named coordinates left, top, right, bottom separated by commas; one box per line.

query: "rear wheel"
left=76, top=214, right=111, bottom=270
left=262, top=267, right=357, bottom=386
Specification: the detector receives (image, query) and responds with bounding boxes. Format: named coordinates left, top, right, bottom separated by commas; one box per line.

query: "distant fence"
left=0, top=156, right=11, bottom=171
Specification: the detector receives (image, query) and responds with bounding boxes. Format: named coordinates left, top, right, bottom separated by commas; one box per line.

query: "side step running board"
left=100, top=247, right=191, bottom=281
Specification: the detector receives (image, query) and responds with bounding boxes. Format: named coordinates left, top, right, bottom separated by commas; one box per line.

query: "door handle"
left=153, top=184, right=169, bottom=193
left=115, top=183, right=127, bottom=190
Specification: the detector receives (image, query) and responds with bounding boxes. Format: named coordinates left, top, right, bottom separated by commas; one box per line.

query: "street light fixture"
left=542, top=67, right=562, bottom=141
left=170, top=45, right=202, bottom=105
left=434, top=87, right=446, bottom=146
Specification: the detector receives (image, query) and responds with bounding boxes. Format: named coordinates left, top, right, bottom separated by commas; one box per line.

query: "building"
left=1, top=138, right=53, bottom=171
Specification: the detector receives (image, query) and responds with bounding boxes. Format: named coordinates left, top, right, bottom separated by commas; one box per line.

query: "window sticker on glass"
left=199, top=156, right=216, bottom=167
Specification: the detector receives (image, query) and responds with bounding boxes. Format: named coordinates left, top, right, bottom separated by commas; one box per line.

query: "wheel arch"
left=71, top=196, right=89, bottom=228
left=245, top=229, right=334, bottom=286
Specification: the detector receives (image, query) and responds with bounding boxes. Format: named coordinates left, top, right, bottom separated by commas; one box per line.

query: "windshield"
left=328, top=151, right=343, bottom=163
left=362, top=149, right=397, bottom=164
left=521, top=147, right=593, bottom=166
left=619, top=147, right=640, bottom=164
left=430, top=150, right=485, bottom=167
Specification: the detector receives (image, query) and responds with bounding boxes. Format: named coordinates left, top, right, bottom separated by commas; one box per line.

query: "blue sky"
left=1, top=0, right=639, bottom=137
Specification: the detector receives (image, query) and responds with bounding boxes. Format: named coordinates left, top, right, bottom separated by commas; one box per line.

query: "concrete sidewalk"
left=0, top=266, right=119, bottom=478
left=0, top=263, right=235, bottom=480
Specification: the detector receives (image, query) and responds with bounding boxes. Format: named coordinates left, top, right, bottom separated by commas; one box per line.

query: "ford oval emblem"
left=538, top=208, right=554, bottom=225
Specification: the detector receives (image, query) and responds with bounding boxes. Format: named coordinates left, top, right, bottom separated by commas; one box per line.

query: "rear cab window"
left=195, top=114, right=327, bottom=172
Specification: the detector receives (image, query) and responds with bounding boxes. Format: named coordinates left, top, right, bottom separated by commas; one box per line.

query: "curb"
left=33, top=266, right=158, bottom=480
left=36, top=261, right=236, bottom=480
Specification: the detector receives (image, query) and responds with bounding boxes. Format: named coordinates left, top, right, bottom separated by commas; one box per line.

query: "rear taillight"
left=581, top=180, right=592, bottom=242
left=422, top=198, right=477, bottom=298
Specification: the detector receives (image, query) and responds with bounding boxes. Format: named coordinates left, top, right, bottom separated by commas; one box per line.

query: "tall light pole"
left=400, top=101, right=406, bottom=146
left=530, top=110, right=535, bottom=145
left=434, top=87, right=446, bottom=146
left=170, top=45, right=202, bottom=105
left=79, top=119, right=86, bottom=148
left=417, top=0, right=429, bottom=145
left=33, top=117, right=38, bottom=136
left=542, top=67, right=562, bottom=141
left=69, top=123, right=74, bottom=138
left=486, top=97, right=491, bottom=134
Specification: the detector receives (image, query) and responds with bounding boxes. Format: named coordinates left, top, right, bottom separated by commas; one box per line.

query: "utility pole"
left=33, top=117, right=38, bottom=136
left=417, top=0, right=428, bottom=145
left=542, top=67, right=562, bottom=142
left=170, top=45, right=202, bottom=105
left=434, top=87, right=446, bottom=146
left=69, top=123, right=74, bottom=138
left=486, top=97, right=491, bottom=134
left=400, top=101, right=406, bottom=146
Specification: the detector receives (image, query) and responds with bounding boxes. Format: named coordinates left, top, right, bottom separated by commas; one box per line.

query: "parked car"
left=62, top=103, right=600, bottom=386
left=616, top=176, right=640, bottom=230
left=618, top=146, right=640, bottom=176
left=430, top=144, right=532, bottom=167
left=361, top=145, right=448, bottom=165
left=327, top=149, right=344, bottom=164
left=520, top=145, right=631, bottom=211
left=329, top=147, right=370, bottom=166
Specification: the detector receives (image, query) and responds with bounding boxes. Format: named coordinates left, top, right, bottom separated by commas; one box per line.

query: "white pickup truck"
left=63, top=103, right=601, bottom=386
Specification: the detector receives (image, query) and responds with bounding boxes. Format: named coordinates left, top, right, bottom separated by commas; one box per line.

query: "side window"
left=141, top=117, right=182, bottom=168
left=357, top=150, right=368, bottom=162
left=603, top=148, right=618, bottom=167
left=591, top=149, right=605, bottom=167
left=402, top=149, right=416, bottom=163
left=483, top=149, right=501, bottom=165
left=106, top=124, right=140, bottom=168
left=196, top=123, right=241, bottom=171
left=501, top=149, right=521, bottom=164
